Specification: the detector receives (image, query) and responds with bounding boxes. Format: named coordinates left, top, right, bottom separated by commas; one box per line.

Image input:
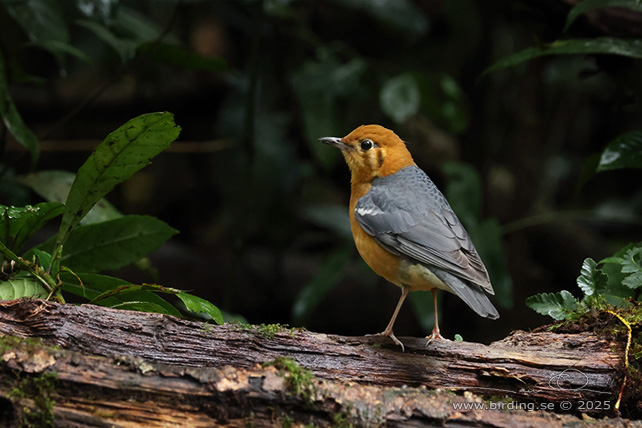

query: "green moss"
left=0, top=336, right=63, bottom=427
left=0, top=336, right=60, bottom=353
left=9, top=372, right=57, bottom=427
left=231, top=322, right=307, bottom=340
left=264, top=356, right=316, bottom=405
left=331, top=411, right=354, bottom=428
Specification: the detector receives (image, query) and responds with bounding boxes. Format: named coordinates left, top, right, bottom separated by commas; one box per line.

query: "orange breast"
left=349, top=185, right=404, bottom=288
left=348, top=183, right=450, bottom=293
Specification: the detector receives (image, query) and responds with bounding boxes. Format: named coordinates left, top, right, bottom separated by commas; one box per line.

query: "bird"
left=319, top=124, right=499, bottom=351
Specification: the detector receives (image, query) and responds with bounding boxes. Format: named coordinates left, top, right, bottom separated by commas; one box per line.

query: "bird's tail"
left=432, top=268, right=499, bottom=319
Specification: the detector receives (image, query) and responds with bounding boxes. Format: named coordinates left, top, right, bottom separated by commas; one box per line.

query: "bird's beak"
left=319, top=137, right=352, bottom=151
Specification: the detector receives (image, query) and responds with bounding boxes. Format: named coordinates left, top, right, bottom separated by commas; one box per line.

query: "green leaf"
left=3, top=0, right=76, bottom=69
left=600, top=242, right=642, bottom=297
left=0, top=50, right=40, bottom=167
left=291, top=246, right=352, bottom=325
left=22, top=170, right=123, bottom=225
left=596, top=131, right=642, bottom=172
left=34, top=215, right=178, bottom=273
left=620, top=248, right=642, bottom=289
left=577, top=258, right=608, bottom=297
left=483, top=38, right=642, bottom=76
left=31, top=249, right=52, bottom=270
left=139, top=42, right=229, bottom=72
left=76, top=19, right=138, bottom=63
left=60, top=272, right=181, bottom=317
left=380, top=73, right=421, bottom=124
left=564, top=0, right=642, bottom=32
left=0, top=278, right=48, bottom=300
left=0, top=202, right=64, bottom=253
left=525, top=290, right=578, bottom=320
left=55, top=112, right=181, bottom=250
left=177, top=292, right=223, bottom=324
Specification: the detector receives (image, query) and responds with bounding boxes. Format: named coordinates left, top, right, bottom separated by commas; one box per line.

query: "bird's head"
left=320, top=124, right=415, bottom=184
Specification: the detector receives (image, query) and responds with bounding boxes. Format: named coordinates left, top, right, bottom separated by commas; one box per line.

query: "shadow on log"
left=0, top=299, right=635, bottom=427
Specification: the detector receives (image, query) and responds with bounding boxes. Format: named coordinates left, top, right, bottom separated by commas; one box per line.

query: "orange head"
left=320, top=125, right=415, bottom=184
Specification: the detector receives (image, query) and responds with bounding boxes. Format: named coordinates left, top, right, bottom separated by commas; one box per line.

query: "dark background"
left=1, top=0, right=641, bottom=343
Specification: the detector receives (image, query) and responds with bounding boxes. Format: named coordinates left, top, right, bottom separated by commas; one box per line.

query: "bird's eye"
left=360, top=139, right=374, bottom=151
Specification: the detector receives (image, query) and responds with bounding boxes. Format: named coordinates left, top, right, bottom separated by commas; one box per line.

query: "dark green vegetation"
left=0, top=1, right=640, bottom=342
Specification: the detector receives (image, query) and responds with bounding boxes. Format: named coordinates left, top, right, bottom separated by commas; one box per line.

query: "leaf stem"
left=0, top=240, right=54, bottom=292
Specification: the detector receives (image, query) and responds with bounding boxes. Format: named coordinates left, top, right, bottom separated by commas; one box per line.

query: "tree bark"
left=0, top=299, right=635, bottom=427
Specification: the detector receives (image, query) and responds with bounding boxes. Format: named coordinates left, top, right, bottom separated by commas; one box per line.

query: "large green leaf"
left=525, top=290, right=578, bottom=320
left=0, top=202, right=64, bottom=253
left=35, top=215, right=178, bottom=273
left=22, top=170, right=122, bottom=225
left=620, top=248, right=642, bottom=289
left=596, top=131, right=642, bottom=172
left=576, top=258, right=608, bottom=296
left=0, top=50, right=40, bottom=167
left=0, top=278, right=48, bottom=300
left=484, top=38, right=642, bottom=75
left=176, top=292, right=223, bottom=324
left=60, top=272, right=182, bottom=316
left=564, top=0, right=642, bottom=32
left=379, top=73, right=421, bottom=124
left=55, top=112, right=181, bottom=250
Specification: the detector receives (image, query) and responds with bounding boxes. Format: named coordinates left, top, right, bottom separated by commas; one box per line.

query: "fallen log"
left=0, top=298, right=635, bottom=427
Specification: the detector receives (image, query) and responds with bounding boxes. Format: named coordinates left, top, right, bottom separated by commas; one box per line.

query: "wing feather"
left=355, top=165, right=493, bottom=294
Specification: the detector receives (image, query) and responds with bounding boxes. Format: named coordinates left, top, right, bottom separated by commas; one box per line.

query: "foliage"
left=1, top=0, right=640, bottom=341
left=495, top=0, right=642, bottom=324
left=0, top=113, right=222, bottom=323
left=526, top=243, right=642, bottom=320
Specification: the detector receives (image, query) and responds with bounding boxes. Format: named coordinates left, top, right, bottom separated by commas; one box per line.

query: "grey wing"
left=356, top=166, right=494, bottom=295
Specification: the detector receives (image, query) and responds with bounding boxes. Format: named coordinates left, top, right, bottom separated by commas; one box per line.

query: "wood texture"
left=0, top=299, right=634, bottom=427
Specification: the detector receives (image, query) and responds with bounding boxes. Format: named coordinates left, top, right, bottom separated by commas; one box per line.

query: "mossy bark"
left=0, top=299, right=636, bottom=427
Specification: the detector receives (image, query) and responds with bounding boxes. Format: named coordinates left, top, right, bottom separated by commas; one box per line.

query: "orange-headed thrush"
left=320, top=124, right=499, bottom=351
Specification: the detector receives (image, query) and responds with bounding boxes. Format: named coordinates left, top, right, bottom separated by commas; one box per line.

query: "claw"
left=426, top=326, right=445, bottom=344
left=367, top=329, right=405, bottom=352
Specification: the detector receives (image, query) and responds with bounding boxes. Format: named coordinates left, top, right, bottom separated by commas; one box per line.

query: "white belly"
left=397, top=259, right=452, bottom=292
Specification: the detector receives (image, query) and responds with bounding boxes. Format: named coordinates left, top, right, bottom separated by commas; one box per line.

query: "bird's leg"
left=427, top=288, right=445, bottom=343
left=368, top=285, right=409, bottom=352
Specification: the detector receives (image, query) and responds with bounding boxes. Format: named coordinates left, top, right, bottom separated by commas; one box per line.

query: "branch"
left=0, top=299, right=631, bottom=426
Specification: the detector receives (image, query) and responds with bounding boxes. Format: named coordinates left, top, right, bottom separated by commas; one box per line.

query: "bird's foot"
left=426, top=327, right=445, bottom=345
left=366, top=329, right=405, bottom=352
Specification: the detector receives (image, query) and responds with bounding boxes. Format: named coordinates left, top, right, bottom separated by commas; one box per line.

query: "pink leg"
left=427, top=289, right=445, bottom=343
left=369, top=286, right=409, bottom=352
